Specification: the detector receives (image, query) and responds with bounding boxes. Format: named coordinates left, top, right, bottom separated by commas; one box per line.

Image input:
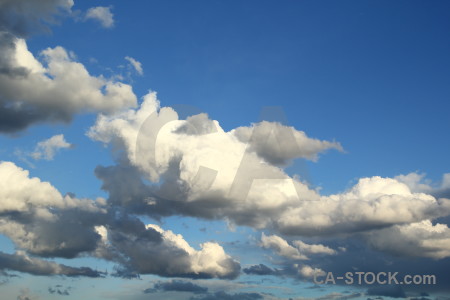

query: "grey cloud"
left=48, top=285, right=71, bottom=296
left=367, top=285, right=406, bottom=298
left=102, top=216, right=240, bottom=279
left=0, top=250, right=103, bottom=277
left=145, top=280, right=208, bottom=294
left=190, top=291, right=263, bottom=300
left=232, top=120, right=343, bottom=165
left=0, top=0, right=72, bottom=37
left=243, top=264, right=279, bottom=276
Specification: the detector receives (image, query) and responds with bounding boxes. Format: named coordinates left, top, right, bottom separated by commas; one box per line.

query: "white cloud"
left=365, top=220, right=450, bottom=259
left=89, top=93, right=450, bottom=237
left=261, top=233, right=308, bottom=260
left=261, top=233, right=336, bottom=261
left=31, top=134, right=72, bottom=160
left=292, top=240, right=336, bottom=255
left=125, top=56, right=143, bottom=75
left=85, top=6, right=114, bottom=28
left=0, top=37, right=137, bottom=132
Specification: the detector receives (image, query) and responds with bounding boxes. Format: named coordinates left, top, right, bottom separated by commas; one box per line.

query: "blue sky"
left=1, top=1, right=450, bottom=299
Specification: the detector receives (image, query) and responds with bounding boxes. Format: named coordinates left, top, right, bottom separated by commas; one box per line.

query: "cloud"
left=144, top=280, right=208, bottom=294
left=367, top=285, right=406, bottom=298
left=89, top=93, right=450, bottom=240
left=0, top=250, right=103, bottom=277
left=125, top=56, right=143, bottom=76
left=190, top=291, right=264, bottom=300
left=396, top=172, right=450, bottom=199
left=0, top=36, right=137, bottom=133
left=243, top=264, right=279, bottom=276
left=30, top=134, right=73, bottom=160
left=85, top=6, right=114, bottom=28
left=232, top=121, right=343, bottom=165
left=365, top=220, right=450, bottom=259
left=97, top=216, right=240, bottom=279
left=48, top=285, right=71, bottom=296
left=0, top=0, right=73, bottom=37
left=16, top=288, right=39, bottom=300
left=261, top=233, right=308, bottom=260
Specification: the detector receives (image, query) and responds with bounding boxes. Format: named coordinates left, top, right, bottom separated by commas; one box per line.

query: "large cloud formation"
left=88, top=92, right=450, bottom=238
left=0, top=161, right=240, bottom=279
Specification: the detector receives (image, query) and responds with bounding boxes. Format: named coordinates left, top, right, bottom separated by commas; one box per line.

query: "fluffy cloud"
left=232, top=121, right=343, bottom=165
left=85, top=6, right=114, bottom=28
left=261, top=233, right=308, bottom=260
left=365, top=220, right=450, bottom=259
left=89, top=94, right=450, bottom=238
left=0, top=36, right=137, bottom=133
left=0, top=161, right=104, bottom=218
left=396, top=172, right=450, bottom=199
left=30, top=134, right=72, bottom=160
left=97, top=216, right=240, bottom=279
left=276, top=176, right=450, bottom=236
left=0, top=161, right=239, bottom=279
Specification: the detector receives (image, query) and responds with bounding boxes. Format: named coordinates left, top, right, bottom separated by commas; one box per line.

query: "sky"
left=1, top=0, right=450, bottom=299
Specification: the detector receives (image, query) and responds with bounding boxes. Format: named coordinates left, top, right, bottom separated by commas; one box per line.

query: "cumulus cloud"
left=365, top=220, right=450, bottom=259
left=85, top=6, right=114, bottom=28
left=125, top=56, right=143, bottom=76
left=261, top=233, right=308, bottom=260
left=96, top=216, right=240, bottom=279
left=30, top=134, right=73, bottom=160
left=276, top=176, right=450, bottom=236
left=0, top=161, right=239, bottom=279
left=396, top=172, right=450, bottom=199
left=232, top=121, right=343, bottom=165
left=88, top=93, right=450, bottom=241
left=0, top=36, right=137, bottom=133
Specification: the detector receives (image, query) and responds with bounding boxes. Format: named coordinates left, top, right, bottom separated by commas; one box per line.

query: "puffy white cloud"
left=0, top=161, right=105, bottom=217
left=30, top=134, right=72, bottom=160
left=365, top=220, right=450, bottom=259
left=85, top=6, right=114, bottom=28
left=276, top=176, right=450, bottom=236
left=296, top=264, right=326, bottom=279
left=395, top=172, right=450, bottom=199
left=292, top=240, right=336, bottom=255
left=261, top=233, right=336, bottom=261
left=261, top=233, right=307, bottom=260
left=125, top=56, right=143, bottom=75
left=0, top=36, right=137, bottom=133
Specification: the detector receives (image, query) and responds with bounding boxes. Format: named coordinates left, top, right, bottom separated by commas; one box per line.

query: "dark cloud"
left=144, top=280, right=208, bottom=294
left=243, top=264, right=279, bottom=276
left=48, top=285, right=71, bottom=296
left=366, top=285, right=406, bottom=298
left=0, top=0, right=72, bottom=37
left=190, top=291, right=263, bottom=300
left=0, top=251, right=103, bottom=277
